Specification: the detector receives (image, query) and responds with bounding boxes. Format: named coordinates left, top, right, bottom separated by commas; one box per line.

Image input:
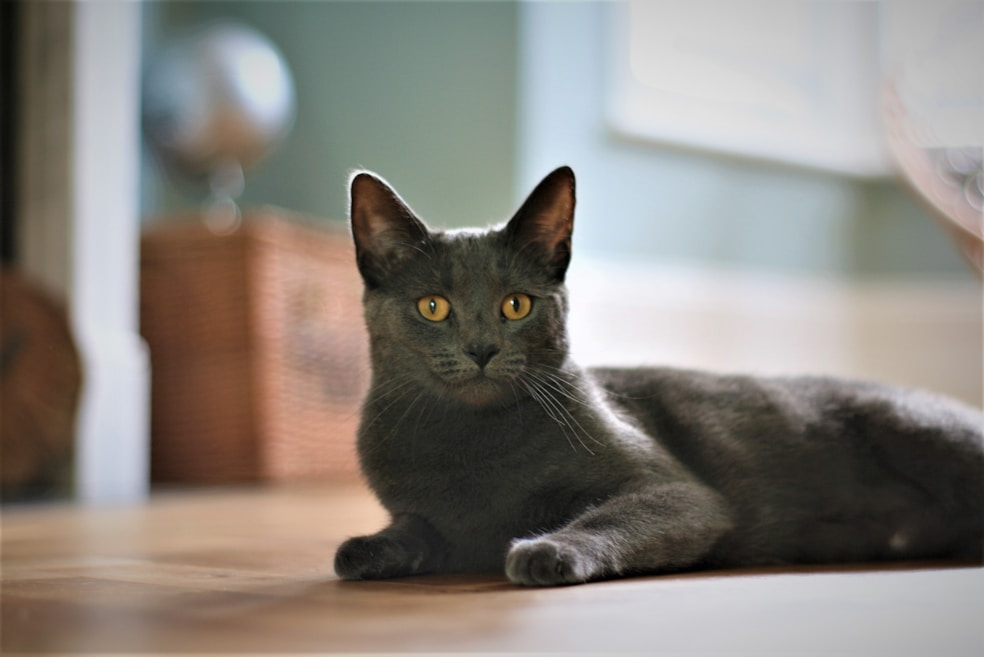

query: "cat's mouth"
left=436, top=368, right=517, bottom=407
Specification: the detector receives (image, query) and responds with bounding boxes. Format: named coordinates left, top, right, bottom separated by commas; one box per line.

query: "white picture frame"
left=607, top=0, right=893, bottom=177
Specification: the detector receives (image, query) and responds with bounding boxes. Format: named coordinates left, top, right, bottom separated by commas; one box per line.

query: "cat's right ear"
left=505, top=166, right=576, bottom=282
left=349, top=171, right=430, bottom=288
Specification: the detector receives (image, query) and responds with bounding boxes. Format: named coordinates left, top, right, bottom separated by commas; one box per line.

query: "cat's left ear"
left=349, top=170, right=431, bottom=288
left=505, top=166, right=576, bottom=281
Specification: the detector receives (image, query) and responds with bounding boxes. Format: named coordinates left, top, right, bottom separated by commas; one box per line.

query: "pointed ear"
left=505, top=166, right=575, bottom=281
left=349, top=170, right=430, bottom=287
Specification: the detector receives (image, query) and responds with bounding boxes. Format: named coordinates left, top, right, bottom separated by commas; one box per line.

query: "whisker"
left=366, top=373, right=416, bottom=399
left=525, top=370, right=605, bottom=449
left=362, top=376, right=417, bottom=430
left=408, top=393, right=435, bottom=465
left=523, top=377, right=565, bottom=426
left=538, top=361, right=634, bottom=402
left=525, top=368, right=593, bottom=409
left=520, top=378, right=578, bottom=453
left=522, top=376, right=595, bottom=455
left=382, top=389, right=427, bottom=445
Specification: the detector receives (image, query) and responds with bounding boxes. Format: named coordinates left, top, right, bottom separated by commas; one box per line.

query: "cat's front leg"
left=334, top=512, right=448, bottom=580
left=506, top=481, right=733, bottom=586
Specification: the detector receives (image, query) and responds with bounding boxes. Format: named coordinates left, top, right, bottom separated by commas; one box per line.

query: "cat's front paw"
left=334, top=534, right=417, bottom=580
left=505, top=536, right=603, bottom=586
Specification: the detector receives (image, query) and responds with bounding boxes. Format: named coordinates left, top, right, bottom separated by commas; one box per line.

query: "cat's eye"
left=417, top=295, right=451, bottom=322
left=501, top=293, right=532, bottom=320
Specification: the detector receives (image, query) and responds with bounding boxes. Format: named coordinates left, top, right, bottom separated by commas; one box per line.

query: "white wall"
left=567, top=259, right=982, bottom=408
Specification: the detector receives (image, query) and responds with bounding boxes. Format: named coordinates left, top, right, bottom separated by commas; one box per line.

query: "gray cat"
left=334, top=166, right=983, bottom=586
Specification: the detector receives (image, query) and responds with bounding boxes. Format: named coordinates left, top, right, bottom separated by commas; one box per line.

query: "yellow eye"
left=501, top=293, right=532, bottom=320
left=417, top=295, right=451, bottom=321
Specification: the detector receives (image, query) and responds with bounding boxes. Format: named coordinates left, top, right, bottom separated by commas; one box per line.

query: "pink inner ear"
left=351, top=174, right=410, bottom=239
left=534, top=190, right=574, bottom=246
left=349, top=171, right=430, bottom=272
left=514, top=168, right=575, bottom=253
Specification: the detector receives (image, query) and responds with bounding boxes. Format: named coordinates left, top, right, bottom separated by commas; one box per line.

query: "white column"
left=18, top=0, right=150, bottom=503
left=19, top=1, right=149, bottom=503
left=69, top=0, right=149, bottom=503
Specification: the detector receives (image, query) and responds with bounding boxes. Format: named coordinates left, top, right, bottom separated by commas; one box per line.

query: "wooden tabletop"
left=2, top=482, right=981, bottom=654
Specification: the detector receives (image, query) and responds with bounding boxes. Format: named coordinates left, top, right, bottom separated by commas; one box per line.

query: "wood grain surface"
left=2, top=483, right=981, bottom=654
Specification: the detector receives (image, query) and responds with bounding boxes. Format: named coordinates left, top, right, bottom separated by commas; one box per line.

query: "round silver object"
left=143, top=22, right=296, bottom=176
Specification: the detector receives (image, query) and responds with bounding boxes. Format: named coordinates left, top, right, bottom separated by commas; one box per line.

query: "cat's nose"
left=465, top=343, right=500, bottom=368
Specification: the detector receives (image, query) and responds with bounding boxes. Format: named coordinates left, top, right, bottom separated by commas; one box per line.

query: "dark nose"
left=465, top=343, right=500, bottom=368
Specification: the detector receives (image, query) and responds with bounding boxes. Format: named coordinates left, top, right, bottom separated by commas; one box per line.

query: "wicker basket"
left=140, top=209, right=369, bottom=483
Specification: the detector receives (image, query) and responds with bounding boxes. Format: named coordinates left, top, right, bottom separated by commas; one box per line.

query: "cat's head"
left=349, top=167, right=576, bottom=407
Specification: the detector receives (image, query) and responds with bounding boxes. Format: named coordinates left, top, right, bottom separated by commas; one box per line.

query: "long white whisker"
left=524, top=378, right=567, bottom=427
left=382, top=389, right=427, bottom=445
left=365, top=375, right=416, bottom=402
left=523, top=376, right=595, bottom=455
left=521, top=378, right=578, bottom=453
left=362, top=377, right=417, bottom=431
left=525, top=370, right=604, bottom=449
left=525, top=368, right=592, bottom=408
left=530, top=365, right=599, bottom=405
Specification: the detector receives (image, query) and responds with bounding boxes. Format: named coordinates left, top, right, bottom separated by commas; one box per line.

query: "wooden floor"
left=2, top=482, right=982, bottom=655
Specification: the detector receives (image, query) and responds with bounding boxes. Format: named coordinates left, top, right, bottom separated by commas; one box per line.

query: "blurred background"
left=1, top=0, right=981, bottom=504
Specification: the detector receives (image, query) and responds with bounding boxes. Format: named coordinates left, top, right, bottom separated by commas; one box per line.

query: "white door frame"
left=18, top=0, right=149, bottom=504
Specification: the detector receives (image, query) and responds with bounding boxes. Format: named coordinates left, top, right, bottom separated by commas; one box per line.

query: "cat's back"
left=590, top=365, right=982, bottom=457
left=589, top=366, right=982, bottom=499
left=589, top=365, right=983, bottom=562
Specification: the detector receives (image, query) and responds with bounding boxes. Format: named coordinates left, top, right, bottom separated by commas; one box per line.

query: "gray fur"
left=334, top=166, right=984, bottom=586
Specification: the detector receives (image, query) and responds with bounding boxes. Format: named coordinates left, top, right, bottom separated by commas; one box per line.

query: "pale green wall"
left=142, top=1, right=519, bottom=228
left=142, top=1, right=972, bottom=280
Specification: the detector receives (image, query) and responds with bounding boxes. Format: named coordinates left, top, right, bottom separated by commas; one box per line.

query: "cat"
left=334, top=166, right=984, bottom=586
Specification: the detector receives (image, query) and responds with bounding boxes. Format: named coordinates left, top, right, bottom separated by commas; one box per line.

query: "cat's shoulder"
left=586, top=365, right=746, bottom=398
left=584, top=365, right=762, bottom=417
left=586, top=365, right=983, bottom=434
left=587, top=364, right=904, bottom=400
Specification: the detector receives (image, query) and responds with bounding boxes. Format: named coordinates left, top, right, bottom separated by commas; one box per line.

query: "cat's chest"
left=360, top=405, right=596, bottom=531
left=365, top=417, right=548, bottom=501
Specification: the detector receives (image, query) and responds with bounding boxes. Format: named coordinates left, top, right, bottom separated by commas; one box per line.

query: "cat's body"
left=335, top=167, right=984, bottom=586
